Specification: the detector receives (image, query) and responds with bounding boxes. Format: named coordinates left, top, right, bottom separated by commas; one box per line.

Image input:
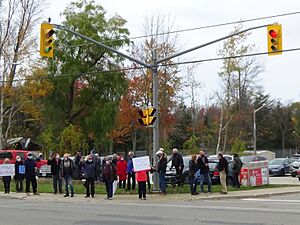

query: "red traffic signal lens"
left=269, top=30, right=277, bottom=38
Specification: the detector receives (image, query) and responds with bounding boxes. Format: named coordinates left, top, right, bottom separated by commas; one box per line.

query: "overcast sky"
left=47, top=0, right=300, bottom=105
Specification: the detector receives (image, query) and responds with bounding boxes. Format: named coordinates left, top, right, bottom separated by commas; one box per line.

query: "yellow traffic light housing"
left=267, top=24, right=282, bottom=56
left=40, top=23, right=54, bottom=58
left=138, top=107, right=156, bottom=126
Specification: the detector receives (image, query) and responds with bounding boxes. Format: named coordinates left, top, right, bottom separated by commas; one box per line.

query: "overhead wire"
left=4, top=47, right=300, bottom=84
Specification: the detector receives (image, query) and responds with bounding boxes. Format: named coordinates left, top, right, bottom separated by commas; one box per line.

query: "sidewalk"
left=0, top=186, right=299, bottom=203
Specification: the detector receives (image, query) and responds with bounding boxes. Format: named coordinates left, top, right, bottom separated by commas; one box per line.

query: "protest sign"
left=132, top=156, right=151, bottom=172
left=0, top=164, right=15, bottom=176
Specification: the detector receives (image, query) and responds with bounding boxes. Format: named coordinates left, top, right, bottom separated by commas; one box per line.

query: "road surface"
left=0, top=193, right=300, bottom=225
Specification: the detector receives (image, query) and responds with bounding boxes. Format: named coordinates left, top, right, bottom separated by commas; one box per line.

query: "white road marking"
left=242, top=198, right=300, bottom=203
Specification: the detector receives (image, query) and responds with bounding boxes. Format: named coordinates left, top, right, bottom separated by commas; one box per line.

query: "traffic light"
left=138, top=107, right=156, bottom=126
left=40, top=23, right=54, bottom=58
left=267, top=24, right=282, bottom=56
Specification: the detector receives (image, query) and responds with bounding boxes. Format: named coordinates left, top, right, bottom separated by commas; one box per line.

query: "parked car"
left=165, top=156, right=191, bottom=186
left=290, top=158, right=300, bottom=177
left=268, top=158, right=294, bottom=176
left=240, top=155, right=268, bottom=165
left=0, top=150, right=50, bottom=177
left=208, top=157, right=234, bottom=185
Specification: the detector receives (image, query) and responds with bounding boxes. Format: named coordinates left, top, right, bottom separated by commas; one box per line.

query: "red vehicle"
left=0, top=150, right=51, bottom=176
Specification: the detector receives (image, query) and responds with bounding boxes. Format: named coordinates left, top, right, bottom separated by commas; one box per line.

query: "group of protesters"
left=1, top=148, right=243, bottom=200
left=2, top=152, right=39, bottom=195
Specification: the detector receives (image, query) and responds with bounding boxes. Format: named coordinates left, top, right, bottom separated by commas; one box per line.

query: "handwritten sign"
left=0, top=164, right=15, bottom=176
left=132, top=156, right=151, bottom=172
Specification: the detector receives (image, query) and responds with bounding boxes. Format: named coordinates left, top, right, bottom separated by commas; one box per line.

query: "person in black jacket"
left=61, top=153, right=74, bottom=197
left=189, top=154, right=200, bottom=195
left=171, top=148, right=184, bottom=187
left=218, top=153, right=229, bottom=194
left=47, top=153, right=62, bottom=194
left=197, top=150, right=211, bottom=193
left=25, top=152, right=39, bottom=196
left=83, top=155, right=97, bottom=198
left=15, top=156, right=25, bottom=193
left=102, top=159, right=117, bottom=200
left=157, top=150, right=167, bottom=195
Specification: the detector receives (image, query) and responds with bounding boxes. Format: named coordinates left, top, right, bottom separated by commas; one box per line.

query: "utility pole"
left=253, top=105, right=265, bottom=155
left=152, top=49, right=159, bottom=191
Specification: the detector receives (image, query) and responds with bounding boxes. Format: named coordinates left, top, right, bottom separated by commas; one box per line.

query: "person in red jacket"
left=136, top=170, right=148, bottom=200
left=117, top=157, right=127, bottom=189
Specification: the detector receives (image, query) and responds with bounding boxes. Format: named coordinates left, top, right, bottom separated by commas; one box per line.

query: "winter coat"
left=24, top=159, right=36, bottom=177
left=171, top=153, right=184, bottom=169
left=136, top=170, right=148, bottom=182
left=233, top=157, right=243, bottom=173
left=60, top=158, right=74, bottom=177
left=15, top=161, right=25, bottom=180
left=47, top=158, right=61, bottom=176
left=102, top=162, right=117, bottom=183
left=157, top=155, right=167, bottom=173
left=218, top=157, right=229, bottom=174
left=189, top=160, right=200, bottom=178
left=83, top=161, right=96, bottom=179
left=117, top=159, right=127, bottom=181
left=197, top=156, right=209, bottom=174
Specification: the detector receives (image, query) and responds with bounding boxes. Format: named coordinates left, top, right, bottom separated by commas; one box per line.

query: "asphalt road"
left=1, top=193, right=300, bottom=225
left=269, top=176, right=300, bottom=185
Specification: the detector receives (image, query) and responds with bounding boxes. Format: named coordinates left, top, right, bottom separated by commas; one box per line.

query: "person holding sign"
left=2, top=158, right=12, bottom=194
left=15, top=156, right=25, bottom=193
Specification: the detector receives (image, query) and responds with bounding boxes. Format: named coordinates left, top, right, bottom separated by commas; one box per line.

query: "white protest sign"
left=0, top=164, right=15, bottom=176
left=132, top=156, right=151, bottom=172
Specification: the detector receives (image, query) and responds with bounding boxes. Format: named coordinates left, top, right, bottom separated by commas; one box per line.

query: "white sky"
left=46, top=0, right=300, bottom=105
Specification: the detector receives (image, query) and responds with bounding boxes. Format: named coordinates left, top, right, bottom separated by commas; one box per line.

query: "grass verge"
left=0, top=178, right=295, bottom=195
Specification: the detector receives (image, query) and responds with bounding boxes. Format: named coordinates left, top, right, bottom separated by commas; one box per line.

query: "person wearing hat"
left=25, top=152, right=39, bottom=196
left=82, top=155, right=97, bottom=198
left=15, top=156, right=25, bottom=193
left=156, top=150, right=167, bottom=195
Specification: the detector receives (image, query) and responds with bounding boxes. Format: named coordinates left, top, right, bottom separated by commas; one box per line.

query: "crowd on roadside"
left=1, top=148, right=243, bottom=200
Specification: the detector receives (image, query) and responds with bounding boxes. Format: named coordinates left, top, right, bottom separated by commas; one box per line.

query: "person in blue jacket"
left=126, top=151, right=136, bottom=190
left=25, top=152, right=39, bottom=196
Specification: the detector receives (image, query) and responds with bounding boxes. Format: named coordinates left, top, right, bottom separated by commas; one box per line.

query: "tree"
left=217, top=24, right=264, bottom=151
left=42, top=0, right=130, bottom=152
left=0, top=0, right=42, bottom=149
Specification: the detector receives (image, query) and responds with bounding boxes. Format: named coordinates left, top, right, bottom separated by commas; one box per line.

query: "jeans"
left=3, top=177, right=11, bottom=193
left=199, top=173, right=211, bottom=192
left=63, top=175, right=74, bottom=195
left=15, top=178, right=24, bottom=192
left=127, top=172, right=136, bottom=190
left=159, top=172, right=166, bottom=193
left=85, top=177, right=95, bottom=197
left=189, top=176, right=198, bottom=194
left=52, top=174, right=62, bottom=194
left=138, top=181, right=146, bottom=199
left=105, top=181, right=113, bottom=198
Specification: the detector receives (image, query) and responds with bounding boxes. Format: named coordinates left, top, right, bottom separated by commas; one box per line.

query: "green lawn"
left=0, top=178, right=293, bottom=195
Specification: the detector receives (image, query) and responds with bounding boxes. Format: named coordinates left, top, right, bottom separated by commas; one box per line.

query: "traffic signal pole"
left=52, top=23, right=272, bottom=191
